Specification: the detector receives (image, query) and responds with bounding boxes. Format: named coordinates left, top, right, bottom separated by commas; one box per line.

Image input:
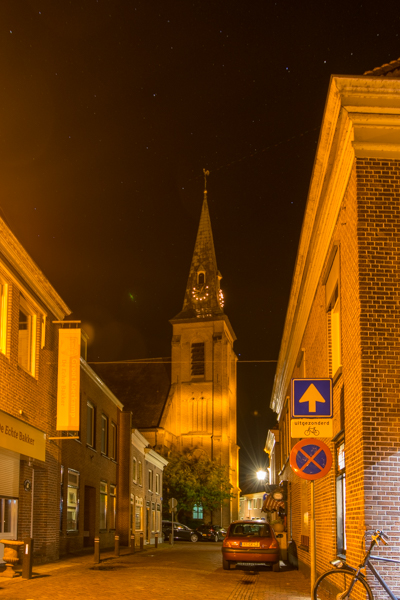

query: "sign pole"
left=310, top=480, right=316, bottom=595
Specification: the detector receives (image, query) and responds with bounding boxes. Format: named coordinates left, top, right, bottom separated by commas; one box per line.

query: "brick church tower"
left=168, top=176, right=239, bottom=525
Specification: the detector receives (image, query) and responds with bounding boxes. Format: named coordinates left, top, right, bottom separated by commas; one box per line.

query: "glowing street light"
left=256, top=470, right=267, bottom=481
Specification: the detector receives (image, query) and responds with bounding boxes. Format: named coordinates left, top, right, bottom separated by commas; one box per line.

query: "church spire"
left=173, top=171, right=224, bottom=321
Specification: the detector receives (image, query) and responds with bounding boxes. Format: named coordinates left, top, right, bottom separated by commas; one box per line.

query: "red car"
left=221, top=520, right=280, bottom=571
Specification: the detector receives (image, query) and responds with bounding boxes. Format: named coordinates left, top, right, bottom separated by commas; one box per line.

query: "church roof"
left=364, top=57, right=400, bottom=77
left=89, top=358, right=171, bottom=428
left=172, top=187, right=224, bottom=321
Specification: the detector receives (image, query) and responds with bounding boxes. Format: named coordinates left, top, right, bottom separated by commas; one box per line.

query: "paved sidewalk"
left=0, top=542, right=311, bottom=600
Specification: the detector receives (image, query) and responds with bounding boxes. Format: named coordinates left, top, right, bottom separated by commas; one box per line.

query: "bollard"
left=94, top=537, right=100, bottom=564
left=114, top=535, right=120, bottom=557
left=130, top=534, right=135, bottom=554
left=139, top=532, right=144, bottom=550
left=22, top=538, right=34, bottom=580
left=155, top=533, right=158, bottom=549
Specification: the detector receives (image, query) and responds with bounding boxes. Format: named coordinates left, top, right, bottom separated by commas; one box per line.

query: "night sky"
left=1, top=1, right=398, bottom=488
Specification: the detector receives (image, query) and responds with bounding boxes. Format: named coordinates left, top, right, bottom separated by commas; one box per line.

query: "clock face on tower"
left=192, top=284, right=209, bottom=302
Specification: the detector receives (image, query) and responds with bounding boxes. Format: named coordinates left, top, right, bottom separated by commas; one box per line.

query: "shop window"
left=138, top=461, right=143, bottom=486
left=336, top=441, right=346, bottom=555
left=110, top=422, right=117, bottom=460
left=110, top=485, right=117, bottom=530
left=18, top=296, right=36, bottom=375
left=132, top=457, right=137, bottom=483
left=100, top=481, right=107, bottom=530
left=0, top=281, right=8, bottom=355
left=67, top=469, right=79, bottom=531
left=87, top=401, right=95, bottom=448
left=193, top=504, right=203, bottom=520
left=101, top=415, right=108, bottom=455
left=135, top=498, right=143, bottom=530
left=191, top=342, right=205, bottom=376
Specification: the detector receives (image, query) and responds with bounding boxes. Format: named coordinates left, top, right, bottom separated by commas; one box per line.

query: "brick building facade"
left=267, top=62, right=400, bottom=597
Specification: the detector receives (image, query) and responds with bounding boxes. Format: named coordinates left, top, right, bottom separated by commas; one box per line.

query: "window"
left=110, top=422, right=117, bottom=460
left=60, top=465, right=64, bottom=531
left=151, top=502, right=156, bottom=532
left=156, top=504, right=161, bottom=532
left=100, top=481, right=107, bottom=530
left=110, top=485, right=117, bottom=530
left=191, top=342, right=205, bottom=376
left=18, top=296, right=36, bottom=374
left=87, top=401, right=95, bottom=447
left=193, top=504, right=203, bottom=520
left=148, top=469, right=153, bottom=492
left=135, top=497, right=143, bottom=530
left=67, top=469, right=79, bottom=531
left=155, top=473, right=160, bottom=494
left=138, top=461, right=143, bottom=486
left=101, top=415, right=108, bottom=455
left=198, top=272, right=205, bottom=285
left=336, top=441, right=346, bottom=554
left=132, top=457, right=137, bottom=483
left=0, top=281, right=8, bottom=354
left=326, top=250, right=341, bottom=378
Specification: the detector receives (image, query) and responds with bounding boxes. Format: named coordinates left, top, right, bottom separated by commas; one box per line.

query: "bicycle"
left=313, top=529, right=400, bottom=600
left=305, top=426, right=320, bottom=436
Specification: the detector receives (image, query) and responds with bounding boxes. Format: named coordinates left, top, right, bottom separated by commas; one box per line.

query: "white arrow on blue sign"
left=291, top=379, right=332, bottom=418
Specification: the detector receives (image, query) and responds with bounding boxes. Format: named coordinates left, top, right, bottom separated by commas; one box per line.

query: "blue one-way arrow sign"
left=292, top=379, right=332, bottom=418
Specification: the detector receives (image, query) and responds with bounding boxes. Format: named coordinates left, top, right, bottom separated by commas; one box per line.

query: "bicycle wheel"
left=313, top=569, right=373, bottom=600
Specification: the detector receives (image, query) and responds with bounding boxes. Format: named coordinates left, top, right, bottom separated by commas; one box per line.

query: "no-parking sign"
left=289, top=439, right=332, bottom=481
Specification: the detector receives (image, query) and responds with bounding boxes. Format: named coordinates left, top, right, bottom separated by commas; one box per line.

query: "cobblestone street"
left=0, top=542, right=311, bottom=600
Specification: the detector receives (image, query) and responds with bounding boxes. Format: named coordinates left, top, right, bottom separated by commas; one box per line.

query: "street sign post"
left=290, top=438, right=332, bottom=596
left=291, top=379, right=333, bottom=438
left=168, top=498, right=177, bottom=545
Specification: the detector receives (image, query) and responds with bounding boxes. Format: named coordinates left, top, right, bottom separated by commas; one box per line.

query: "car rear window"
left=230, top=523, right=271, bottom=537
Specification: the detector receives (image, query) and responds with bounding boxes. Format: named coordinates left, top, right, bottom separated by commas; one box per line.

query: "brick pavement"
left=0, top=542, right=311, bottom=600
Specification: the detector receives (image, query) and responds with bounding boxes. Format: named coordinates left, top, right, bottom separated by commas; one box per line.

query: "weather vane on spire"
left=203, top=168, right=210, bottom=194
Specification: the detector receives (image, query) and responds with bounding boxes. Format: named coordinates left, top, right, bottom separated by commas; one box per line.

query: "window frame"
left=86, top=401, right=95, bottom=448
left=101, top=414, right=108, bottom=455
left=67, top=468, right=79, bottom=532
left=191, top=342, right=205, bottom=377
left=109, top=484, right=117, bottom=530
left=148, top=469, right=153, bottom=492
left=138, top=461, right=143, bottom=486
left=18, top=295, right=37, bottom=375
left=99, top=481, right=107, bottom=531
left=110, top=422, right=117, bottom=460
left=155, top=473, right=160, bottom=495
left=132, top=457, right=137, bottom=483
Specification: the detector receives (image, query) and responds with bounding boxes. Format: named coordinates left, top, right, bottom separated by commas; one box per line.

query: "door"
left=0, top=498, right=18, bottom=563
left=84, top=486, right=96, bottom=547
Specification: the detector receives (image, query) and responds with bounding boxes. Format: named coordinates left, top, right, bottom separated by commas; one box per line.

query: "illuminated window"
left=151, top=502, right=156, bottom=532
left=135, top=497, right=143, bottom=530
left=110, top=485, right=117, bottom=530
left=18, top=296, right=36, bottom=374
left=100, top=481, right=107, bottom=530
left=336, top=441, right=346, bottom=554
left=191, top=342, right=205, bottom=376
left=156, top=504, right=161, bottom=532
left=0, top=281, right=8, bottom=355
left=67, top=469, right=79, bottom=531
left=193, top=504, right=203, bottom=520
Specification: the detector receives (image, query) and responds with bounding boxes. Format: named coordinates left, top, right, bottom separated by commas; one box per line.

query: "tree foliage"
left=163, top=450, right=234, bottom=517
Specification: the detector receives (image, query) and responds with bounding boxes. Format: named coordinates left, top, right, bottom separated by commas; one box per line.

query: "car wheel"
left=272, top=561, right=280, bottom=572
left=190, top=533, right=198, bottom=543
left=222, top=558, right=231, bottom=570
left=213, top=534, right=219, bottom=542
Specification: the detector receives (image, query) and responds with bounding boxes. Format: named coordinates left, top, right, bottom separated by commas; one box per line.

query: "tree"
left=162, top=450, right=234, bottom=519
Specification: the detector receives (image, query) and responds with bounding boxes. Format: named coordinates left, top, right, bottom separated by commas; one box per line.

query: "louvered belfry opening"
left=191, top=342, right=205, bottom=376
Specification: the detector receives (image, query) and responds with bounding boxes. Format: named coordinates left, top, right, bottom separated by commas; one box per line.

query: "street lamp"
left=256, top=470, right=267, bottom=481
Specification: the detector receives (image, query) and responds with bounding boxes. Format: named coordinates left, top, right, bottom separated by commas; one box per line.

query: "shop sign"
left=57, top=328, right=81, bottom=431
left=0, top=409, right=46, bottom=461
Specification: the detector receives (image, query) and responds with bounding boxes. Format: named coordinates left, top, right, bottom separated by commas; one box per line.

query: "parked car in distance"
left=221, top=520, right=280, bottom=571
left=196, top=524, right=227, bottom=542
left=162, top=520, right=199, bottom=542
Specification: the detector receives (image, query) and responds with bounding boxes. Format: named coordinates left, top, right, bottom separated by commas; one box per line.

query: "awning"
left=262, top=496, right=285, bottom=512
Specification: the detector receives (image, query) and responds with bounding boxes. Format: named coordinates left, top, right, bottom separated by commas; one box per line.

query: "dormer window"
left=198, top=272, right=205, bottom=285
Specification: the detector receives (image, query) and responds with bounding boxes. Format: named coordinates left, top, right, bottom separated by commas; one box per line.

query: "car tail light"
left=268, top=539, right=279, bottom=549
left=223, top=540, right=240, bottom=548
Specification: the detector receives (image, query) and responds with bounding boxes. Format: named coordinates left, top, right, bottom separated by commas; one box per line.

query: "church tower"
left=168, top=172, right=239, bottom=525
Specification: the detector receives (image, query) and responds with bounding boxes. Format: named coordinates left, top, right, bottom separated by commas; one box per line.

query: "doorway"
left=0, top=498, right=18, bottom=563
left=84, top=486, right=96, bottom=547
